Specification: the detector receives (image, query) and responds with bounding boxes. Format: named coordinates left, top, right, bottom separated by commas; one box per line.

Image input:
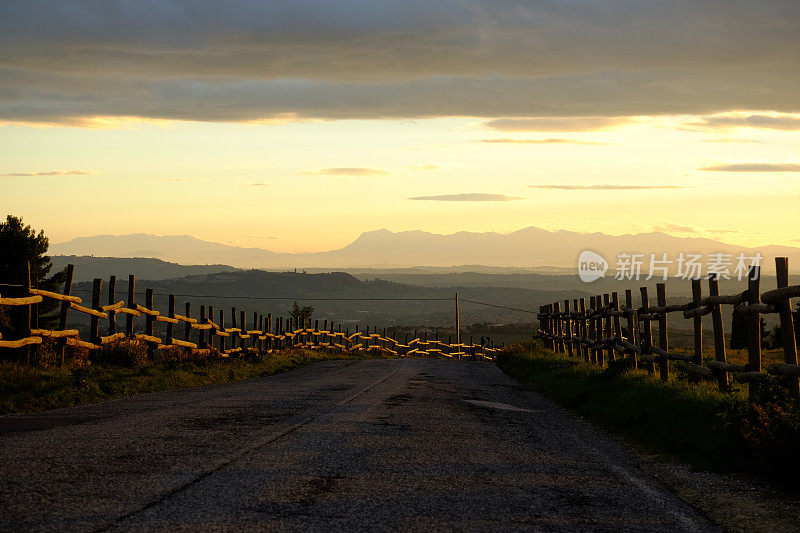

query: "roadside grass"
left=0, top=347, right=388, bottom=415
left=496, top=341, right=752, bottom=474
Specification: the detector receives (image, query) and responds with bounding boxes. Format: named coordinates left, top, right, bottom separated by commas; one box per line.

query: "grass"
left=496, top=340, right=753, bottom=474
left=0, top=346, right=388, bottom=415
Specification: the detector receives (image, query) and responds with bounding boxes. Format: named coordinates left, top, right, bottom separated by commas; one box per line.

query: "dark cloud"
left=409, top=193, right=524, bottom=201
left=0, top=1, right=798, bottom=124
left=0, top=169, right=94, bottom=177
left=700, top=163, right=800, bottom=172
left=314, top=167, right=389, bottom=176
left=476, top=138, right=610, bottom=145
left=694, top=114, right=800, bottom=130
left=529, top=184, right=685, bottom=190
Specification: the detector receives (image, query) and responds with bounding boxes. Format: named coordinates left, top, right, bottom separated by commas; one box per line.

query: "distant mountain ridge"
left=50, top=228, right=800, bottom=271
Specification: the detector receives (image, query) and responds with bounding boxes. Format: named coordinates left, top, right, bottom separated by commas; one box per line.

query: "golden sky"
left=1, top=2, right=798, bottom=253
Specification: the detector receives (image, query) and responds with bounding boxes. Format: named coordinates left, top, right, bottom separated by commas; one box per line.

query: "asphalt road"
left=0, top=359, right=718, bottom=532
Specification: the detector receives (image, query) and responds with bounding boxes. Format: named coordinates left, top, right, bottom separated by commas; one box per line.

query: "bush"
left=94, top=340, right=149, bottom=367
left=721, top=390, right=800, bottom=487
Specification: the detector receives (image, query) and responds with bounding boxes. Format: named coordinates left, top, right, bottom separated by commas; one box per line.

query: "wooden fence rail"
left=0, top=264, right=498, bottom=365
left=537, top=257, right=799, bottom=400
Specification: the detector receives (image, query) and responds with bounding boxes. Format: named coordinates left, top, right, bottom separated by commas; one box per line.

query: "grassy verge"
left=497, top=341, right=754, bottom=474
left=1, top=349, right=385, bottom=415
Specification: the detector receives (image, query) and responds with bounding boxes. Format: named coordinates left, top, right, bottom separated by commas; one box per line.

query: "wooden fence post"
left=252, top=312, right=258, bottom=351
left=553, top=301, right=563, bottom=353
left=28, top=262, right=38, bottom=365
left=603, top=293, right=613, bottom=362
left=231, top=307, right=237, bottom=351
left=578, top=298, right=588, bottom=361
left=219, top=308, right=226, bottom=353
left=691, top=279, right=703, bottom=382
left=57, top=264, right=74, bottom=366
left=184, top=302, right=191, bottom=343
left=90, top=278, right=102, bottom=356
left=775, top=257, right=799, bottom=397
left=199, top=305, right=206, bottom=348
left=564, top=300, right=573, bottom=357
left=625, top=289, right=638, bottom=369
left=266, top=313, right=272, bottom=351
left=588, top=296, right=597, bottom=363
left=240, top=310, right=246, bottom=353
left=166, top=294, right=175, bottom=347
left=145, top=288, right=155, bottom=358
left=611, top=292, right=621, bottom=361
left=708, top=274, right=729, bottom=391
left=639, top=287, right=654, bottom=373
left=126, top=275, right=135, bottom=338
left=746, top=265, right=762, bottom=401
left=596, top=294, right=605, bottom=366
left=656, top=283, right=669, bottom=381
left=107, top=275, right=116, bottom=335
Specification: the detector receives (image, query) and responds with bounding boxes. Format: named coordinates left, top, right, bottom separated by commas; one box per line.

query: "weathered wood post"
left=611, top=292, right=622, bottom=361
left=656, top=283, right=669, bottom=381
left=107, top=275, right=116, bottom=335
left=553, top=301, right=563, bottom=353
left=775, top=257, right=799, bottom=396
left=184, top=302, right=191, bottom=343
left=219, top=309, right=226, bottom=353
left=265, top=313, right=272, bottom=352
left=455, top=293, right=461, bottom=361
left=588, top=296, right=597, bottom=363
left=231, top=307, right=238, bottom=351
left=145, top=288, right=155, bottom=358
left=746, top=265, right=762, bottom=401
left=564, top=300, right=573, bottom=357
left=603, top=293, right=613, bottom=362
left=126, top=274, right=135, bottom=338
left=639, top=287, right=654, bottom=373
left=166, top=294, right=175, bottom=347
left=199, top=305, right=206, bottom=348
left=89, top=278, right=102, bottom=360
left=579, top=298, right=588, bottom=361
left=57, top=264, right=74, bottom=366
left=708, top=274, right=729, bottom=391
left=596, top=294, right=605, bottom=366
left=258, top=314, right=263, bottom=353
left=625, top=289, right=638, bottom=369
left=691, top=279, right=703, bottom=382
left=240, top=310, right=246, bottom=353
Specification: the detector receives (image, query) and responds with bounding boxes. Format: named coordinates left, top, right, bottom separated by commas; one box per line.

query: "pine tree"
left=0, top=215, right=66, bottom=337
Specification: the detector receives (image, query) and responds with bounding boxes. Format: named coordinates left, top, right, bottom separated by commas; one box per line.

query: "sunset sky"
left=1, top=1, right=798, bottom=253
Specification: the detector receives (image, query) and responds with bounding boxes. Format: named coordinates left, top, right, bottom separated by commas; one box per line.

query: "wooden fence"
left=0, top=264, right=499, bottom=365
left=537, top=257, right=800, bottom=400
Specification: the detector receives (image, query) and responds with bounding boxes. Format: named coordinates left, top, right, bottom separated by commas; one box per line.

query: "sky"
left=1, top=0, right=798, bottom=253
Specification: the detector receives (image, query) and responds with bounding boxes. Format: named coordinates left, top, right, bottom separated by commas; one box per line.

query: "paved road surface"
left=0, top=359, right=717, bottom=531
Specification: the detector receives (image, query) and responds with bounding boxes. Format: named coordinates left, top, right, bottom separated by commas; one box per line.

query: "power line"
left=8, top=283, right=538, bottom=313
left=460, top=298, right=538, bottom=315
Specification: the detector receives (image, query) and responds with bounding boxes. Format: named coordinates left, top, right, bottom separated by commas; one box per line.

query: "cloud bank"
left=700, top=163, right=800, bottom=172
left=1, top=1, right=798, bottom=124
left=0, top=169, right=94, bottom=177
left=314, top=167, right=389, bottom=177
left=530, top=184, right=684, bottom=190
left=409, top=193, right=524, bottom=202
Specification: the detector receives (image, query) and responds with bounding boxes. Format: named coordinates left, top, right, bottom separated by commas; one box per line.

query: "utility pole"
left=455, top=292, right=461, bottom=361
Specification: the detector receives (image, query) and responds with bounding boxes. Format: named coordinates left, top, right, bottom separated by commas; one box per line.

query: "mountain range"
left=50, top=228, right=800, bottom=272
